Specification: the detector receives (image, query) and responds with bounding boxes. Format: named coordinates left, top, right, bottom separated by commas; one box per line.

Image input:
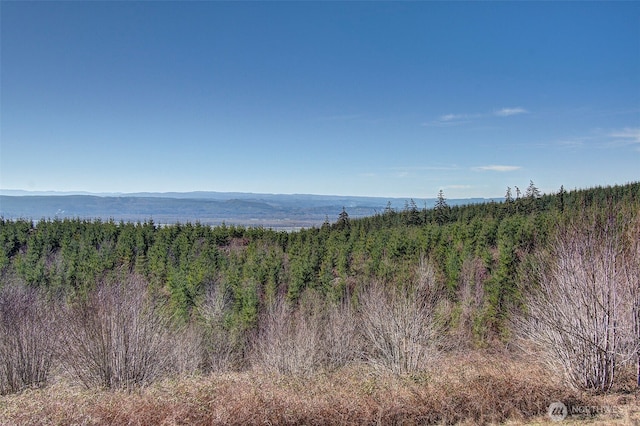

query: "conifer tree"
left=384, top=201, right=394, bottom=215
left=525, top=180, right=541, bottom=198
left=405, top=199, right=420, bottom=225
left=322, top=215, right=331, bottom=229
left=434, top=190, right=449, bottom=225
left=336, top=207, right=350, bottom=230
left=557, top=185, right=566, bottom=212
left=524, top=180, right=542, bottom=212
left=505, top=187, right=514, bottom=203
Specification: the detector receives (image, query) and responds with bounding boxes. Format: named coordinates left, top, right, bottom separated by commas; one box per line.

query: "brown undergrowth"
left=0, top=351, right=603, bottom=426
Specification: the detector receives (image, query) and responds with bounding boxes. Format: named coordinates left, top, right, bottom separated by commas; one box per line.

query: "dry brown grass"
left=1, top=351, right=618, bottom=426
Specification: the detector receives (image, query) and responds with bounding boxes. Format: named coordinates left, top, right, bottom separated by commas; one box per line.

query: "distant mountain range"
left=0, top=190, right=496, bottom=229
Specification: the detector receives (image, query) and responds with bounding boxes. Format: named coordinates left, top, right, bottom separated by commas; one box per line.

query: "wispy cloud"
left=422, top=107, right=528, bottom=127
left=547, top=127, right=640, bottom=151
left=493, top=107, right=527, bottom=117
left=556, top=137, right=588, bottom=149
left=422, top=114, right=474, bottom=127
left=609, top=127, right=640, bottom=146
left=439, top=113, right=467, bottom=122
left=473, top=165, right=522, bottom=172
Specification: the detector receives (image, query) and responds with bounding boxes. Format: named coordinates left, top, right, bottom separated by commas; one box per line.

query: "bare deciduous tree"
left=519, top=210, right=639, bottom=392
left=0, top=283, right=55, bottom=395
left=198, top=283, right=242, bottom=372
left=621, top=212, right=640, bottom=388
left=57, top=274, right=183, bottom=389
left=447, top=256, right=487, bottom=347
left=324, top=298, right=363, bottom=369
left=359, top=259, right=442, bottom=374
left=251, top=291, right=326, bottom=376
left=250, top=286, right=363, bottom=376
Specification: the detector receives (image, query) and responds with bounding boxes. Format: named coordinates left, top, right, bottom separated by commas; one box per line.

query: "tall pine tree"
left=435, top=190, right=450, bottom=225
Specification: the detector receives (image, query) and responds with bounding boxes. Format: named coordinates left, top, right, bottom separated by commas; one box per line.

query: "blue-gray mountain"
left=0, top=191, right=495, bottom=229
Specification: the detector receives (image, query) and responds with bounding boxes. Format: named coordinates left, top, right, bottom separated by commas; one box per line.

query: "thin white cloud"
left=547, top=128, right=639, bottom=151
left=473, top=165, right=522, bottom=172
left=422, top=113, right=474, bottom=127
left=440, top=113, right=466, bottom=122
left=556, top=137, right=587, bottom=148
left=423, top=107, right=528, bottom=126
left=609, top=127, right=640, bottom=145
left=494, top=107, right=528, bottom=117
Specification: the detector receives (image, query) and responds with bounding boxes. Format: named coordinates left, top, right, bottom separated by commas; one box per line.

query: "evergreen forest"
left=1, top=181, right=639, bottom=424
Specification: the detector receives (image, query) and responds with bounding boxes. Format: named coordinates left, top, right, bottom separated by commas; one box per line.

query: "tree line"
left=0, top=181, right=638, bottom=394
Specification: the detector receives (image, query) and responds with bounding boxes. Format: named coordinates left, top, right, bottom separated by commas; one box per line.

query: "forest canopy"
left=1, top=181, right=639, bottom=396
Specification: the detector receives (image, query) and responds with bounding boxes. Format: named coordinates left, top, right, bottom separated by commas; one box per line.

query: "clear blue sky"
left=1, top=1, right=638, bottom=198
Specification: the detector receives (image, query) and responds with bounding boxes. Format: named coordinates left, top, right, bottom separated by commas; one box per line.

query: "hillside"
left=0, top=191, right=493, bottom=229
left=0, top=181, right=639, bottom=424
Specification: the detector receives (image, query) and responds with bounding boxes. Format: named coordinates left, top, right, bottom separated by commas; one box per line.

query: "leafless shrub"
left=0, top=283, right=55, bottom=395
left=442, top=255, right=487, bottom=348
left=198, top=283, right=242, bottom=372
left=57, top=274, right=185, bottom=389
left=358, top=258, right=442, bottom=374
left=518, top=210, right=639, bottom=392
left=323, top=298, right=363, bottom=369
left=171, top=321, right=204, bottom=376
left=251, top=291, right=326, bottom=376
left=621, top=212, right=640, bottom=388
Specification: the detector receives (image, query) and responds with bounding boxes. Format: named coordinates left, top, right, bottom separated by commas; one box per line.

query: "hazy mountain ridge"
left=0, top=191, right=495, bottom=228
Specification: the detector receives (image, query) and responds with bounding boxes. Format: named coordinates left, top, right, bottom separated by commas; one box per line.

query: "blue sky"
left=1, top=2, right=638, bottom=198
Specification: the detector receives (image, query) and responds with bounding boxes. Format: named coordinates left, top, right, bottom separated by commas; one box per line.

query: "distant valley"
left=0, top=191, right=494, bottom=229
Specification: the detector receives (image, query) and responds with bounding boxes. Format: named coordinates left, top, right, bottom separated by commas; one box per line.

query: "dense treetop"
left=1, top=182, right=638, bottom=341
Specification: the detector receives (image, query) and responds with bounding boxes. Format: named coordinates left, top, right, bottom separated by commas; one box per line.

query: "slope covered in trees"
left=0, top=182, right=639, bottom=420
left=3, top=182, right=637, bottom=332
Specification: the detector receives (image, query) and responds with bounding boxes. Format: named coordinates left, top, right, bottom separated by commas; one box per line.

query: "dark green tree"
left=525, top=180, right=541, bottom=199
left=557, top=185, right=566, bottom=212
left=322, top=215, right=331, bottom=230
left=505, top=187, right=513, bottom=203
left=434, top=190, right=450, bottom=225
left=336, top=207, right=350, bottom=230
left=384, top=201, right=394, bottom=215
left=402, top=199, right=420, bottom=226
